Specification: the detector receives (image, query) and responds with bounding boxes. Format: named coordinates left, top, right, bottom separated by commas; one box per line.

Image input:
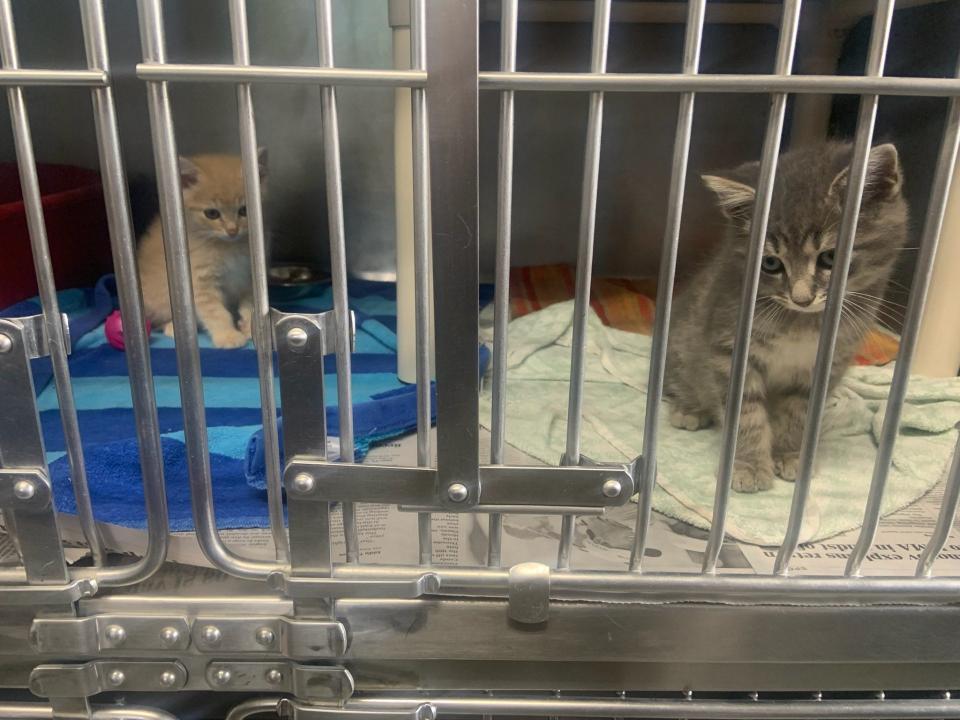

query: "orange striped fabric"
left=508, top=264, right=899, bottom=366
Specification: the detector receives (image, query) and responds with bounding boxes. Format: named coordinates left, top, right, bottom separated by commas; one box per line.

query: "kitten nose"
left=226, top=224, right=239, bottom=237
left=791, top=282, right=815, bottom=307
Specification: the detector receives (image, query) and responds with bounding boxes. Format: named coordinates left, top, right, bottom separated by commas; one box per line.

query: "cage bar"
left=78, top=0, right=169, bottom=586
left=0, top=68, right=106, bottom=85
left=228, top=0, right=290, bottom=565
left=477, top=72, right=960, bottom=96
left=315, top=0, right=359, bottom=562
left=629, top=0, right=707, bottom=573
left=774, top=0, right=897, bottom=576
left=137, top=63, right=426, bottom=88
left=487, top=0, right=519, bottom=569
left=558, top=0, right=611, bottom=571
left=136, top=0, right=279, bottom=580
left=0, top=0, right=106, bottom=568
left=700, top=0, right=802, bottom=575
left=411, top=0, right=432, bottom=566
left=917, top=431, right=960, bottom=577
left=845, top=61, right=960, bottom=576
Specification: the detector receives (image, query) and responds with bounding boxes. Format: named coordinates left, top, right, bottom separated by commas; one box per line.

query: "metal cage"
left=2, top=0, right=960, bottom=718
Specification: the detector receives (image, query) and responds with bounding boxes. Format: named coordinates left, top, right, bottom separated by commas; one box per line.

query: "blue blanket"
left=3, top=277, right=491, bottom=531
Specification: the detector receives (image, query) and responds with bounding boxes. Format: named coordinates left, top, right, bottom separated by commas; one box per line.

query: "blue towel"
left=3, top=277, right=492, bottom=531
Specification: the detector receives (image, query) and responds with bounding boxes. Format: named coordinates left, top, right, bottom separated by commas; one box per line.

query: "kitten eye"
left=203, top=208, right=221, bottom=220
left=817, top=249, right=835, bottom=269
left=761, top=255, right=784, bottom=274
left=238, top=205, right=247, bottom=218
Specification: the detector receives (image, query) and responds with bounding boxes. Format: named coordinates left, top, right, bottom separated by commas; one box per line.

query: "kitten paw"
left=774, top=451, right=801, bottom=481
left=238, top=303, right=253, bottom=338
left=210, top=328, right=250, bottom=349
left=669, top=408, right=713, bottom=431
left=732, top=461, right=774, bottom=493
left=162, top=323, right=175, bottom=339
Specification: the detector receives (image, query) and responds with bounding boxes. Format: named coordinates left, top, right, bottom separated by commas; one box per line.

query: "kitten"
left=666, top=142, right=908, bottom=493
left=138, top=151, right=266, bottom=349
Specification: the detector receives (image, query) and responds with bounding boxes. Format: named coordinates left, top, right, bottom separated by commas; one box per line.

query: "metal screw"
left=107, top=670, right=125, bottom=687
left=944, top=691, right=952, bottom=700
left=447, top=483, right=468, bottom=502
left=265, top=668, right=283, bottom=685
left=104, top=624, right=126, bottom=645
left=255, top=626, right=275, bottom=647
left=212, top=668, right=232, bottom=686
left=159, top=626, right=180, bottom=647
left=682, top=689, right=693, bottom=701
left=0, top=333, right=11, bottom=353
left=13, top=480, right=36, bottom=501
left=200, top=625, right=222, bottom=645
left=812, top=691, right=823, bottom=702
left=876, top=691, right=886, bottom=701
left=286, top=326, right=308, bottom=349
left=602, top=478, right=622, bottom=498
left=159, top=671, right=178, bottom=688
left=748, top=692, right=759, bottom=702
left=292, top=473, right=315, bottom=494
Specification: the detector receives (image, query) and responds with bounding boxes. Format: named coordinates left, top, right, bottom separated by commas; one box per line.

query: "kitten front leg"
left=194, top=287, right=248, bottom=349
left=716, top=357, right=774, bottom=493
left=770, top=391, right=808, bottom=481
left=238, top=297, right=254, bottom=340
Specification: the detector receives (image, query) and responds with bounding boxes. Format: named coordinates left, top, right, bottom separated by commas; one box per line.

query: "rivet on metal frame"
left=212, top=668, right=232, bottom=686
left=0, top=333, right=12, bottom=353
left=256, top=626, right=276, bottom=647
left=447, top=483, right=469, bottom=502
left=200, top=625, right=223, bottom=646
left=292, top=473, right=316, bottom=494
left=159, top=671, right=178, bottom=688
left=265, top=668, right=283, bottom=685
left=12, top=479, right=36, bottom=500
left=601, top=478, right=622, bottom=498
left=286, top=326, right=309, bottom=350
left=160, top=626, right=181, bottom=647
left=103, top=624, right=126, bottom=646
left=106, top=670, right=125, bottom=687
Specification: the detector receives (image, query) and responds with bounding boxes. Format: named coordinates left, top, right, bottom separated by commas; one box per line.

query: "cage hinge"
left=280, top=698, right=436, bottom=720
left=29, top=661, right=188, bottom=699
left=30, top=614, right=349, bottom=658
left=0, top=312, right=71, bottom=359
left=508, top=561, right=551, bottom=624
left=205, top=661, right=354, bottom=701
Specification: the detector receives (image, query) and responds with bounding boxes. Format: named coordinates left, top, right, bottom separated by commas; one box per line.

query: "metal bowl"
left=268, top=263, right=327, bottom=302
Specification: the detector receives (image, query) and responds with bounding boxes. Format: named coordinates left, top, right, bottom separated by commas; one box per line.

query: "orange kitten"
left=138, top=151, right=265, bottom=349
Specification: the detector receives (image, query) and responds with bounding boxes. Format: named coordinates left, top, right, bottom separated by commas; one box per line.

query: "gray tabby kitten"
left=666, top=142, right=908, bottom=493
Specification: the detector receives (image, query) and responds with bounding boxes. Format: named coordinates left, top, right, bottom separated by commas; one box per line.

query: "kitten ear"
left=257, top=146, right=268, bottom=182
left=702, top=174, right=756, bottom=218
left=179, top=156, right=201, bottom=189
left=829, top=143, right=902, bottom=205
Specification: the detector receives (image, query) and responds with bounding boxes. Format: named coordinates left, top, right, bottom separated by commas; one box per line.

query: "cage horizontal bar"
left=325, top=564, right=960, bottom=605
left=137, top=63, right=426, bottom=88
left=283, top=459, right=633, bottom=508
left=0, top=68, right=106, bottom=86
left=479, top=71, right=960, bottom=96
left=320, top=696, right=960, bottom=719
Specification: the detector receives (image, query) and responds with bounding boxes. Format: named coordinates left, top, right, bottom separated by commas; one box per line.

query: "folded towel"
left=479, top=299, right=960, bottom=546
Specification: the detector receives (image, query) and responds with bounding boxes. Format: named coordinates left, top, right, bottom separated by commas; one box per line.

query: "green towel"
left=479, top=300, right=960, bottom=546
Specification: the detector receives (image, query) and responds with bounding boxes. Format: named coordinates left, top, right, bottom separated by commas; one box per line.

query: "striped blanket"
left=3, top=276, right=490, bottom=530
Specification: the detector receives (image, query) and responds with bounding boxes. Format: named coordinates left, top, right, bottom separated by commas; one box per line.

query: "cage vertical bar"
left=629, top=0, right=707, bottom=572
left=315, top=0, right=359, bottom=562
left=78, top=0, right=169, bottom=585
left=0, top=0, right=106, bottom=568
left=700, top=0, right=803, bottom=574
left=228, top=0, right=290, bottom=565
left=558, top=0, right=611, bottom=570
left=775, top=0, right=897, bottom=576
left=488, top=0, right=519, bottom=568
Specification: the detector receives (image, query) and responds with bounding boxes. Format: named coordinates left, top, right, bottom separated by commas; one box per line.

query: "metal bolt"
left=212, top=668, right=232, bottom=686
left=944, top=691, right=952, bottom=700
left=13, top=480, right=36, bottom=501
left=159, top=626, right=180, bottom=647
left=107, top=670, right=125, bottom=687
left=104, top=624, right=126, bottom=645
left=682, top=689, right=693, bottom=701
left=812, top=691, right=823, bottom=702
left=159, top=671, right=178, bottom=688
left=265, top=668, right=283, bottom=685
left=876, top=691, right=886, bottom=701
left=0, top=333, right=11, bottom=353
left=286, top=326, right=308, bottom=349
left=292, top=472, right=315, bottom=494
left=748, top=692, right=759, bottom=702
left=447, top=483, right=468, bottom=502
left=255, top=626, right=275, bottom=647
left=602, top=478, right=622, bottom=498
left=200, top=625, right=222, bottom=645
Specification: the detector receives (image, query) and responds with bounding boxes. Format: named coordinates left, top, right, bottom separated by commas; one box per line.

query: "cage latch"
left=508, top=561, right=551, bottom=624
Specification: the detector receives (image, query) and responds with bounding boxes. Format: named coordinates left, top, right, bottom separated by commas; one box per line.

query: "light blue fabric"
left=479, top=300, right=960, bottom=546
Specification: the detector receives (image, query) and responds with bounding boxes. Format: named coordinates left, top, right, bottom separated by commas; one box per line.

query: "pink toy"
left=105, top=310, right=150, bottom=350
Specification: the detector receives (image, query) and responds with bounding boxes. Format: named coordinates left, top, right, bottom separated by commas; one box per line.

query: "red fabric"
left=0, top=163, right=113, bottom=308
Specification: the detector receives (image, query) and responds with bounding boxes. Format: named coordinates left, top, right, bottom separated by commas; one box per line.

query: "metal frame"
left=2, top=0, right=960, bottom=716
